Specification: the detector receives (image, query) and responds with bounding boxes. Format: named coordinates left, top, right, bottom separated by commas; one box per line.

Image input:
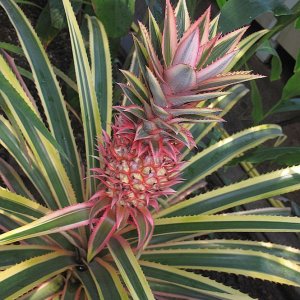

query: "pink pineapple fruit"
left=88, top=0, right=262, bottom=259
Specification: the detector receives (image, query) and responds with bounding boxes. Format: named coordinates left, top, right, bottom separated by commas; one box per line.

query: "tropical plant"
left=1, top=0, right=300, bottom=299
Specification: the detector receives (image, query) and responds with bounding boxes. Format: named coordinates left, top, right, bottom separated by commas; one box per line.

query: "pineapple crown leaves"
left=119, top=0, right=263, bottom=150
left=133, top=0, right=262, bottom=99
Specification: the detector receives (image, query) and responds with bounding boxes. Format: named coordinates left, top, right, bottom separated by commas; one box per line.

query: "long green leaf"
left=151, top=215, right=300, bottom=242
left=24, top=275, right=65, bottom=300
left=0, top=158, right=34, bottom=199
left=0, top=202, right=92, bottom=245
left=231, top=146, right=300, bottom=166
left=225, top=29, right=269, bottom=71
left=87, top=15, right=113, bottom=135
left=0, top=251, right=75, bottom=299
left=0, top=245, right=59, bottom=268
left=108, top=236, right=155, bottom=300
left=87, top=211, right=116, bottom=262
left=0, top=0, right=83, bottom=202
left=140, top=260, right=251, bottom=297
left=62, top=0, right=102, bottom=198
left=156, top=165, right=300, bottom=217
left=250, top=80, right=264, bottom=124
left=162, top=0, right=177, bottom=66
left=74, top=265, right=103, bottom=300
left=148, top=240, right=300, bottom=264
left=185, top=84, right=249, bottom=159
left=0, top=211, right=63, bottom=247
left=0, top=187, right=49, bottom=219
left=88, top=258, right=129, bottom=300
left=175, top=0, right=190, bottom=39
left=141, top=248, right=300, bottom=286
left=0, top=116, right=58, bottom=209
left=170, top=124, right=283, bottom=202
left=124, top=214, right=300, bottom=245
left=148, top=281, right=251, bottom=300
left=0, top=210, right=73, bottom=249
left=0, top=61, right=76, bottom=209
left=0, top=41, right=79, bottom=92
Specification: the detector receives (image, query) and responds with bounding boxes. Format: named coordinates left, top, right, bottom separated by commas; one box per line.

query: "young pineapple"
left=91, top=0, right=262, bottom=251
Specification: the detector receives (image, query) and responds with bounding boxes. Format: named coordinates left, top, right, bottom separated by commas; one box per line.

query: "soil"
left=1, top=1, right=300, bottom=299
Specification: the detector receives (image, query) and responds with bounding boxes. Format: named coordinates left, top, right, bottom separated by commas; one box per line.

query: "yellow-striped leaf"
left=0, top=244, right=59, bottom=269
left=157, top=165, right=300, bottom=217
left=0, top=202, right=92, bottom=245
left=0, top=187, right=49, bottom=219
left=108, top=236, right=154, bottom=300
left=0, top=0, right=84, bottom=202
left=0, top=251, right=75, bottom=299
left=141, top=248, right=300, bottom=287
left=0, top=116, right=62, bottom=209
left=168, top=124, right=283, bottom=204
left=62, top=0, right=102, bottom=198
left=184, top=84, right=249, bottom=159
left=0, top=65, right=76, bottom=209
left=88, top=258, right=129, bottom=300
left=87, top=15, right=112, bottom=135
left=148, top=239, right=300, bottom=264
left=140, top=260, right=252, bottom=299
left=0, top=157, right=34, bottom=199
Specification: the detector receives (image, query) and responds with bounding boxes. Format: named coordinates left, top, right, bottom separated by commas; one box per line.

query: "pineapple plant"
left=0, top=0, right=300, bottom=299
left=93, top=0, right=263, bottom=252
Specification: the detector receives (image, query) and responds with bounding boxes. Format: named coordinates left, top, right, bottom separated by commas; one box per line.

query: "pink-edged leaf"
left=172, top=116, right=224, bottom=123
left=164, top=64, right=196, bottom=94
left=164, top=129, right=194, bottom=149
left=139, top=22, right=164, bottom=81
left=197, top=72, right=265, bottom=91
left=216, top=26, right=248, bottom=51
left=0, top=202, right=93, bottom=245
left=132, top=35, right=149, bottom=81
left=108, top=236, right=155, bottom=299
left=149, top=10, right=162, bottom=59
left=87, top=209, right=116, bottom=262
left=168, top=91, right=229, bottom=106
left=196, top=51, right=238, bottom=83
left=74, top=287, right=84, bottom=300
left=196, top=34, right=220, bottom=69
left=120, top=70, right=148, bottom=100
left=118, top=83, right=144, bottom=106
left=175, top=0, right=191, bottom=38
left=173, top=6, right=211, bottom=67
left=198, top=6, right=211, bottom=46
left=172, top=27, right=199, bottom=67
left=132, top=208, right=153, bottom=250
left=206, top=26, right=248, bottom=65
left=209, top=14, right=220, bottom=39
left=168, top=107, right=222, bottom=117
left=135, top=124, right=152, bottom=141
left=116, top=204, right=129, bottom=229
left=150, top=101, right=170, bottom=120
left=115, top=105, right=147, bottom=120
left=162, top=0, right=178, bottom=66
left=146, top=67, right=168, bottom=107
left=89, top=197, right=111, bottom=219
left=156, top=118, right=180, bottom=134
